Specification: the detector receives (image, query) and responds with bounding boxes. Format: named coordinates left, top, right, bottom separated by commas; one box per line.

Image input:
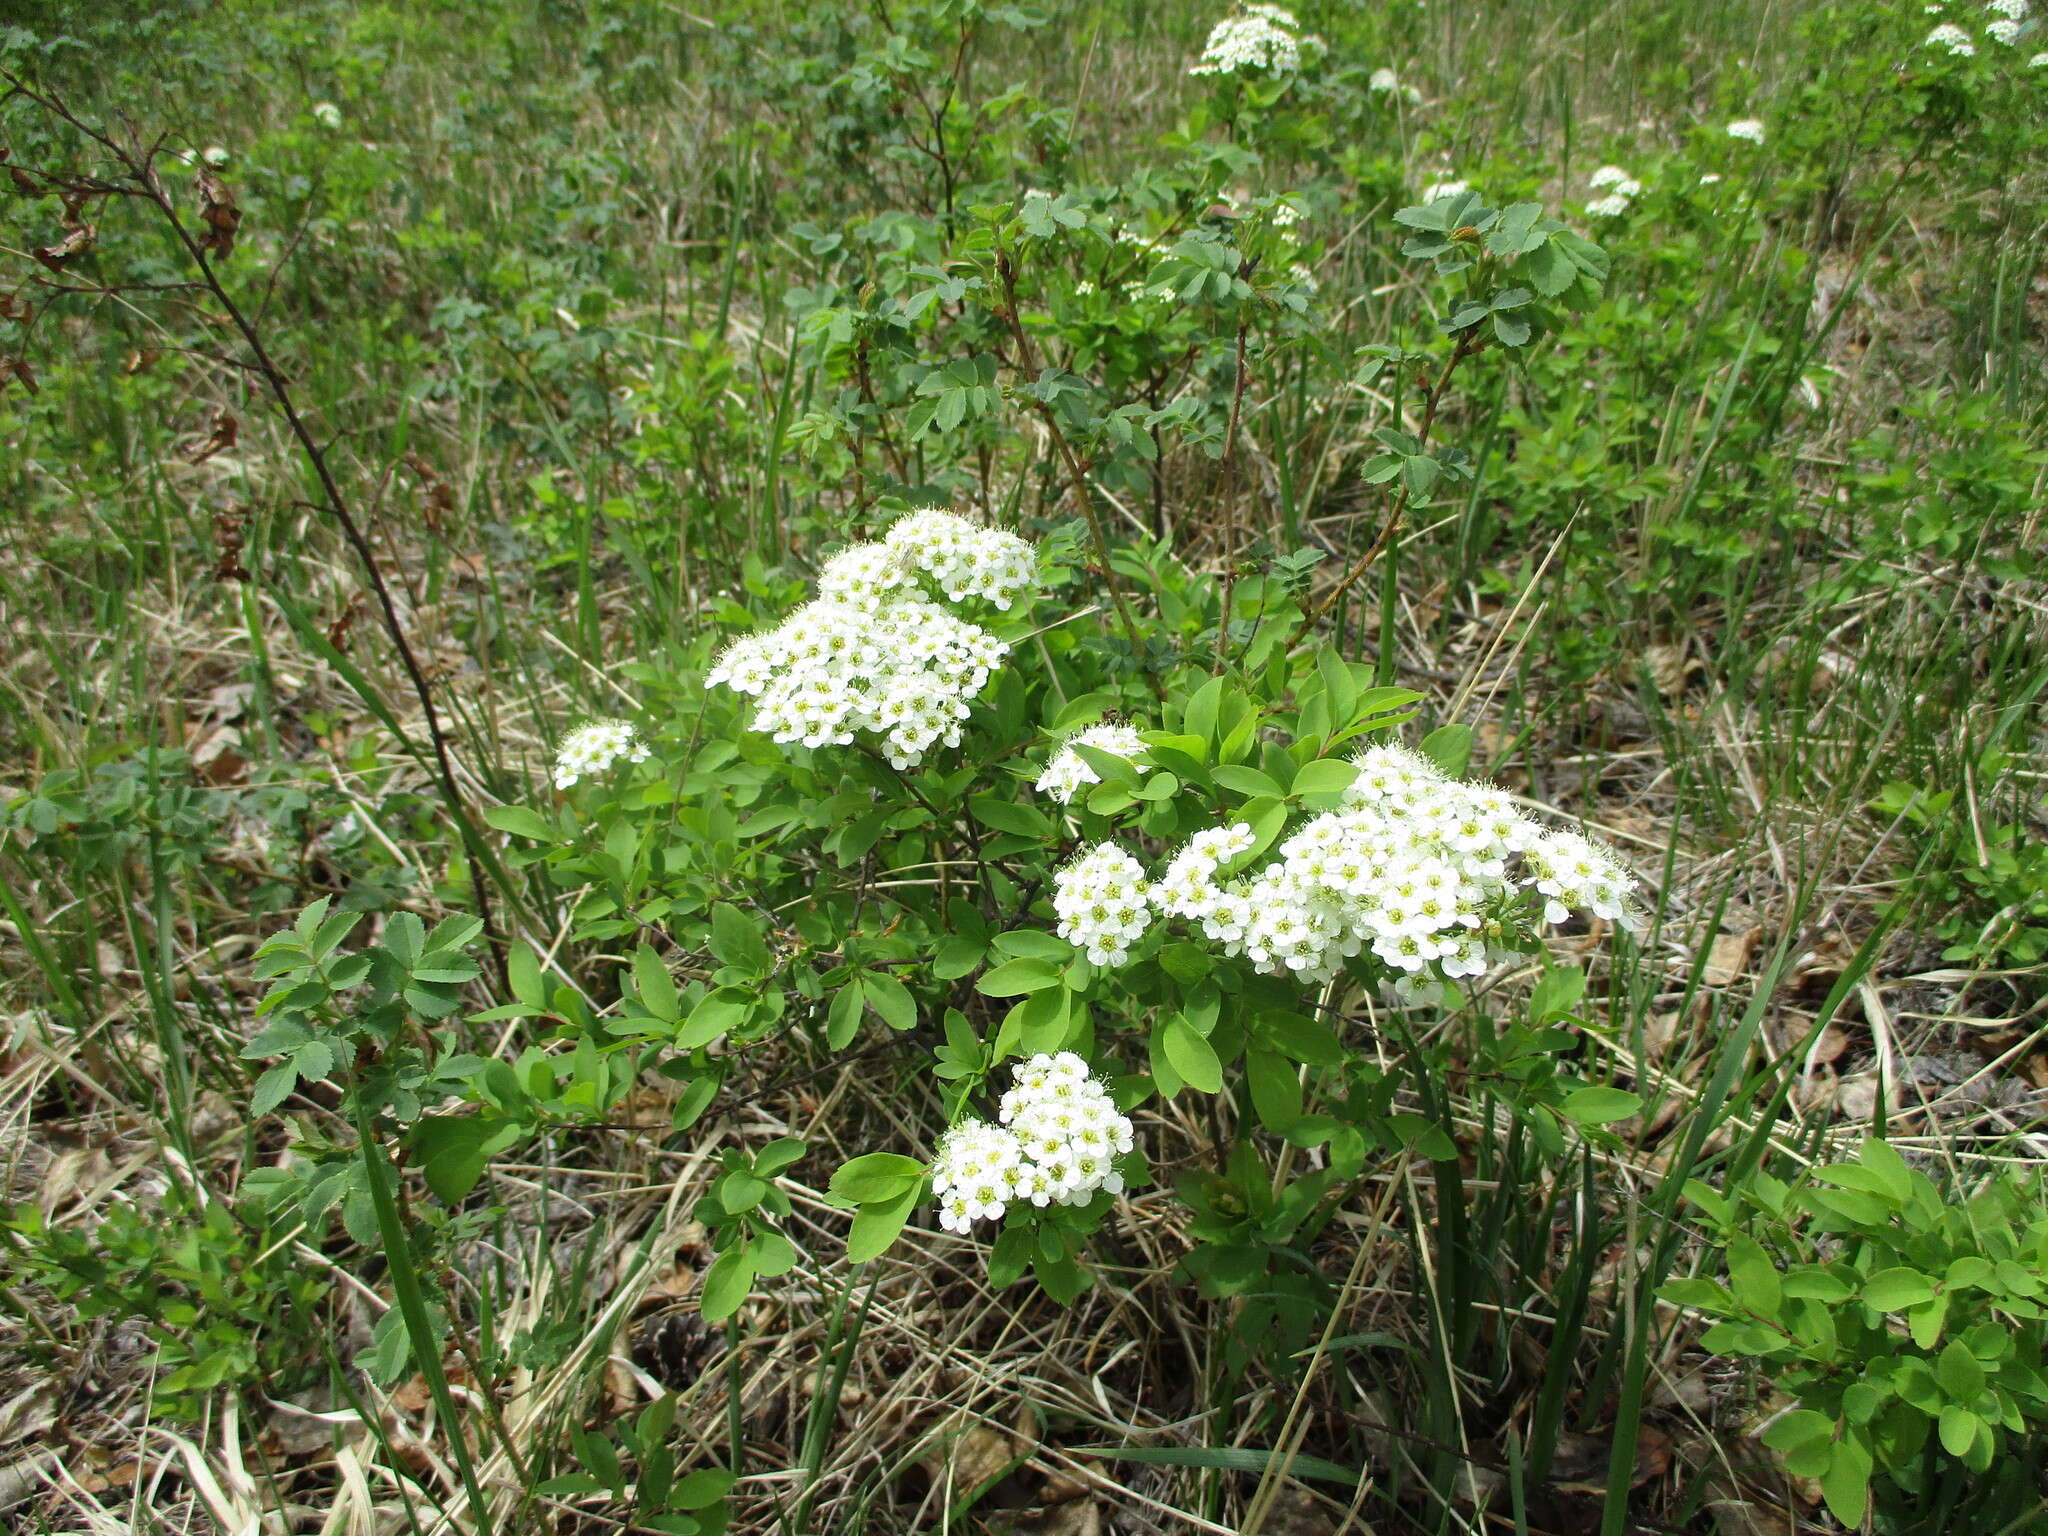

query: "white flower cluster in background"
left=1726, top=118, right=1766, bottom=143
left=1369, top=66, right=1425, bottom=102
left=312, top=101, right=342, bottom=129
left=1421, top=177, right=1471, bottom=204
left=1036, top=721, right=1152, bottom=804
left=1585, top=163, right=1645, bottom=218
left=1189, top=4, right=1323, bottom=76
left=1926, top=20, right=1978, bottom=51
left=1053, top=843, right=1156, bottom=966
left=1046, top=744, right=1641, bottom=1002
left=933, top=1052, right=1135, bottom=1232
left=708, top=510, right=1036, bottom=768
left=552, top=719, right=649, bottom=789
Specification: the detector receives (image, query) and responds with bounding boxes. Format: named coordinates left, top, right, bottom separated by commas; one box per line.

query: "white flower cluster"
left=1148, top=746, right=1642, bottom=998
left=1726, top=118, right=1766, bottom=143
left=1190, top=4, right=1322, bottom=76
left=2032, top=50, right=2048, bottom=64
left=933, top=1052, right=1135, bottom=1232
left=1036, top=721, right=1152, bottom=804
left=552, top=719, right=649, bottom=789
left=1421, top=178, right=1471, bottom=204
left=1990, top=0, right=2031, bottom=19
left=1368, top=66, right=1425, bottom=103
left=1926, top=20, right=1978, bottom=51
left=881, top=509, right=1038, bottom=609
left=1052, top=844, right=1156, bottom=967
left=312, top=101, right=343, bottom=130
left=708, top=511, right=1036, bottom=768
left=1585, top=164, right=1644, bottom=219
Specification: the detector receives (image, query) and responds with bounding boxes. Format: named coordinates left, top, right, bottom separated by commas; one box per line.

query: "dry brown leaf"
left=1703, top=927, right=1761, bottom=987
left=924, top=1417, right=1024, bottom=1507
left=1644, top=642, right=1694, bottom=698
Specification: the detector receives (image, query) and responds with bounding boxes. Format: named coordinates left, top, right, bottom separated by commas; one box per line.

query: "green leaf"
left=932, top=936, right=986, bottom=980
left=634, top=944, right=681, bottom=1022
left=1558, top=1086, right=1641, bottom=1125
left=1761, top=1409, right=1834, bottom=1453
left=830, top=1152, right=926, bottom=1205
left=847, top=1183, right=919, bottom=1263
left=1211, top=765, right=1286, bottom=799
left=970, top=795, right=1051, bottom=837
left=862, top=970, right=917, bottom=1031
left=1528, top=966, right=1586, bottom=1022
left=1419, top=723, right=1474, bottom=779
left=1939, top=1404, right=1979, bottom=1457
left=1818, top=1436, right=1871, bottom=1529
left=1727, top=1235, right=1782, bottom=1314
left=708, top=903, right=773, bottom=975
left=1161, top=1016, right=1223, bottom=1094
left=251, top=1061, right=298, bottom=1118
left=1938, top=1339, right=1985, bottom=1400
left=1863, top=1267, right=1936, bottom=1312
left=414, top=1114, right=508, bottom=1204
left=507, top=944, right=546, bottom=1009
left=826, top=981, right=866, bottom=1049
left=977, top=958, right=1062, bottom=997
left=1289, top=758, right=1357, bottom=799
left=698, top=1245, right=754, bottom=1322
left=677, top=988, right=750, bottom=1049
left=484, top=805, right=554, bottom=841
left=672, top=1469, right=737, bottom=1510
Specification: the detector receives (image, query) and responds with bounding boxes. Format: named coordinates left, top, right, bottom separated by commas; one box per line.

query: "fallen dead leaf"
left=1703, top=927, right=1761, bottom=987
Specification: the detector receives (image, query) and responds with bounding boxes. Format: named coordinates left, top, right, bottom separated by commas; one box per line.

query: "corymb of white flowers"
left=1586, top=163, right=1644, bottom=219
left=1036, top=720, right=1152, bottom=805
left=1189, top=4, right=1323, bottom=76
left=553, top=718, right=650, bottom=790
left=707, top=510, right=1037, bottom=769
left=1726, top=118, right=1766, bottom=143
left=932, top=1052, right=1136, bottom=1232
left=1925, top=21, right=1978, bottom=53
left=1053, top=743, right=1641, bottom=1003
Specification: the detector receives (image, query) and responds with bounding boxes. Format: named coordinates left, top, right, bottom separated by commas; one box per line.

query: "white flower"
left=312, top=102, right=343, bottom=129
left=1369, top=66, right=1400, bottom=91
left=1053, top=844, right=1155, bottom=968
left=1726, top=119, right=1765, bottom=143
left=1588, top=164, right=1632, bottom=189
left=552, top=719, right=649, bottom=789
left=1698, top=172, right=1724, bottom=185
left=1925, top=22, right=1977, bottom=52
left=1988, top=0, right=2028, bottom=19
left=1123, top=740, right=1638, bottom=992
left=707, top=512, right=1040, bottom=768
left=933, top=1054, right=1135, bottom=1231
left=2031, top=50, right=2048, bottom=64
left=883, top=508, right=1037, bottom=609
left=1586, top=193, right=1634, bottom=218
left=1421, top=178, right=1470, bottom=204
left=1036, top=721, right=1151, bottom=805
left=202, top=145, right=231, bottom=166
left=1986, top=17, right=2022, bottom=42
left=1190, top=5, right=1323, bottom=76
